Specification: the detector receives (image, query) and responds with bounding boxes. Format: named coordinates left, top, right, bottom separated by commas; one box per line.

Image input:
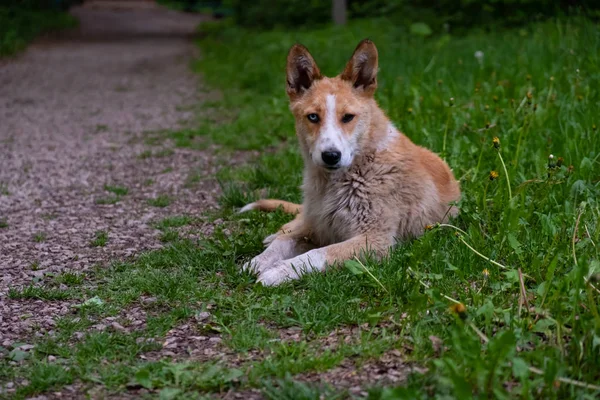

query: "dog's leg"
left=242, top=221, right=313, bottom=274
left=257, top=233, right=393, bottom=286
left=242, top=235, right=314, bottom=274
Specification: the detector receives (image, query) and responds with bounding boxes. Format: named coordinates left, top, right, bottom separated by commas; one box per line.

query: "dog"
left=239, top=39, right=461, bottom=286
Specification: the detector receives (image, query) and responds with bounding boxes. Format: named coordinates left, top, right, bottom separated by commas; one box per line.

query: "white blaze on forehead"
left=322, top=94, right=343, bottom=147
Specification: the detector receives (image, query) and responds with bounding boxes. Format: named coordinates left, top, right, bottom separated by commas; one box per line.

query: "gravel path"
left=0, top=4, right=413, bottom=397
left=0, top=1, right=229, bottom=345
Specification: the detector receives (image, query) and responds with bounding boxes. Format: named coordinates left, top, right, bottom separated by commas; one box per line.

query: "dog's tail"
left=238, top=199, right=302, bottom=215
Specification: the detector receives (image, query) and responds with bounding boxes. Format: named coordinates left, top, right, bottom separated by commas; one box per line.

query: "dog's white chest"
left=304, top=167, right=378, bottom=246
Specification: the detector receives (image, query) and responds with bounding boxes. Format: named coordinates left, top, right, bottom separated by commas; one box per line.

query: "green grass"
left=95, top=124, right=109, bottom=133
left=8, top=286, right=75, bottom=301
left=33, top=232, right=47, bottom=243
left=152, top=216, right=194, bottom=243
left=95, top=196, right=120, bottom=205
left=54, top=272, right=85, bottom=287
left=3, top=16, right=600, bottom=400
left=138, top=148, right=175, bottom=159
left=159, top=229, right=179, bottom=243
left=90, top=230, right=108, bottom=247
left=0, top=218, right=8, bottom=228
left=154, top=215, right=193, bottom=230
left=104, top=184, right=128, bottom=196
left=147, top=195, right=172, bottom=208
left=96, top=184, right=129, bottom=204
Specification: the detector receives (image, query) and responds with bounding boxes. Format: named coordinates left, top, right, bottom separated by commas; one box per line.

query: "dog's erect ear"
left=341, top=39, right=378, bottom=95
left=286, top=44, right=321, bottom=100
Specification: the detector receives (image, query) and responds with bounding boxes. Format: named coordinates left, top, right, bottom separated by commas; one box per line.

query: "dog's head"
left=286, top=39, right=379, bottom=171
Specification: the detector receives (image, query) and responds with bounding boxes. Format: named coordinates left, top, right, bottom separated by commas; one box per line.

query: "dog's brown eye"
left=307, top=113, right=320, bottom=123
left=342, top=114, right=355, bottom=123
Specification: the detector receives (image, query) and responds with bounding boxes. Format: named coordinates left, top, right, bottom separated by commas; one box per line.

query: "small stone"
left=195, top=311, right=210, bottom=321
left=72, top=332, right=84, bottom=340
left=111, top=322, right=126, bottom=332
left=92, top=324, right=107, bottom=331
left=208, top=337, right=221, bottom=343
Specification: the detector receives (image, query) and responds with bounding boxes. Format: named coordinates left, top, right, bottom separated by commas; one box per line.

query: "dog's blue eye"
left=307, top=114, right=320, bottom=123
left=342, top=114, right=355, bottom=123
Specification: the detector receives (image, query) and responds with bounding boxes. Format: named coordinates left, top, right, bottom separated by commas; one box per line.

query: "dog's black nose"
left=321, top=151, right=342, bottom=166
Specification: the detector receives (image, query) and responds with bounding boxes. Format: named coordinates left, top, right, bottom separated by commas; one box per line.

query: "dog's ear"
left=341, top=39, right=378, bottom=95
left=286, top=44, right=321, bottom=101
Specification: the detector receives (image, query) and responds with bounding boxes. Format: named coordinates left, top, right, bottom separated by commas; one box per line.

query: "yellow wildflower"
left=449, top=302, right=467, bottom=320
left=492, top=136, right=500, bottom=149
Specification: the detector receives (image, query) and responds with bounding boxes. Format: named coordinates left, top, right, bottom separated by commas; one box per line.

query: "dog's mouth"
left=323, top=165, right=341, bottom=171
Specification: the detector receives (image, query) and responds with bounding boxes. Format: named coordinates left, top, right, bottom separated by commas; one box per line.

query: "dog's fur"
left=240, top=39, right=460, bottom=285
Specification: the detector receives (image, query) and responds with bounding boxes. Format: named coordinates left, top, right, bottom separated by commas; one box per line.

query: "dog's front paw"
left=241, top=253, right=276, bottom=274
left=256, top=261, right=298, bottom=286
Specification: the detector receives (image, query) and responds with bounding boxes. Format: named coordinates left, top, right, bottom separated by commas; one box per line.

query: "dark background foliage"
left=0, top=0, right=79, bottom=56
left=180, top=0, right=600, bottom=31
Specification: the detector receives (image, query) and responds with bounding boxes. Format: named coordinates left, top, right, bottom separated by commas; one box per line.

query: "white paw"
left=256, top=251, right=325, bottom=286
left=241, top=253, right=277, bottom=274
left=256, top=262, right=298, bottom=286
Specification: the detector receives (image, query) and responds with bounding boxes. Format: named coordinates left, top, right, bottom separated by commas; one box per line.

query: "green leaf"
left=487, top=330, right=516, bottom=361
left=588, top=260, right=600, bottom=275
left=536, top=281, right=547, bottom=296
left=445, top=263, right=459, bottom=271
left=380, top=386, right=424, bottom=399
left=477, top=300, right=495, bottom=319
left=344, top=259, right=364, bottom=275
left=222, top=368, right=244, bottom=382
left=135, top=369, right=152, bottom=389
left=8, top=348, right=29, bottom=362
left=410, top=22, right=433, bottom=37
left=159, top=388, right=182, bottom=400
left=512, top=357, right=529, bottom=379
left=441, top=358, right=472, bottom=398
left=580, top=157, right=593, bottom=174
left=199, top=364, right=220, bottom=381
left=533, top=319, right=555, bottom=333
left=74, top=296, right=104, bottom=308
left=502, top=269, right=520, bottom=283
left=507, top=233, right=523, bottom=255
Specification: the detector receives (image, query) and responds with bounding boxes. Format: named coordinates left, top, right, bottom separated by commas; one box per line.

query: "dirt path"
left=0, top=1, right=225, bottom=345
